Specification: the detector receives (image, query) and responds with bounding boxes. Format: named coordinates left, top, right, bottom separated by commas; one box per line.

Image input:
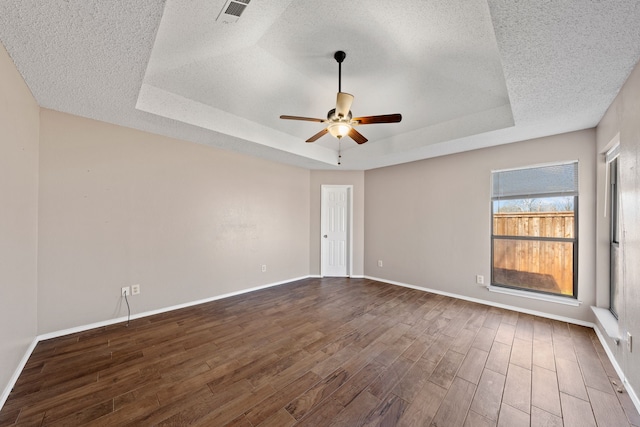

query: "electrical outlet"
left=378, top=260, right=383, bottom=267
left=261, top=265, right=267, bottom=272
left=628, top=332, right=633, bottom=352
left=121, top=286, right=130, bottom=296
left=476, top=275, right=484, bottom=285
left=131, top=284, right=140, bottom=295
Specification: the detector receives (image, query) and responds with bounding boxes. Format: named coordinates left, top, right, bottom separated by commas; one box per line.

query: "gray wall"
left=596, top=57, right=640, bottom=401
left=364, top=129, right=597, bottom=322
left=0, top=44, right=39, bottom=399
left=309, top=171, right=365, bottom=277
left=37, top=109, right=311, bottom=334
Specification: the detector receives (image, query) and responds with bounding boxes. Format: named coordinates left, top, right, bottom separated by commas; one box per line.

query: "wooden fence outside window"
left=493, top=211, right=574, bottom=295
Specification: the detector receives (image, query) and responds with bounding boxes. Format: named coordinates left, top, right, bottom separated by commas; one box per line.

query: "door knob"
left=323, top=235, right=328, bottom=238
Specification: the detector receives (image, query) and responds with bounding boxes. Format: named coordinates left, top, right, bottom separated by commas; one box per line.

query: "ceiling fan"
left=280, top=51, right=402, bottom=145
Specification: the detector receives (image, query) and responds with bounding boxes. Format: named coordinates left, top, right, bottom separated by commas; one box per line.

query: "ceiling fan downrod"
left=334, top=50, right=346, bottom=93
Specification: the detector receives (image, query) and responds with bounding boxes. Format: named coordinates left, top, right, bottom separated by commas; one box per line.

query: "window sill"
left=591, top=306, right=621, bottom=342
left=487, top=285, right=581, bottom=306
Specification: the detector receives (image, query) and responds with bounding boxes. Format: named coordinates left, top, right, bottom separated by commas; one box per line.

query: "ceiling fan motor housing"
left=327, top=108, right=352, bottom=121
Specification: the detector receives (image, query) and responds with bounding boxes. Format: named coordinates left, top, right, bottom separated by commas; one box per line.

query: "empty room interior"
left=2, top=1, right=640, bottom=426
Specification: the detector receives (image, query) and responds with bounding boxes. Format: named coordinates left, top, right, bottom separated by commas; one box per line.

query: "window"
left=491, top=162, right=578, bottom=298
left=606, top=145, right=621, bottom=318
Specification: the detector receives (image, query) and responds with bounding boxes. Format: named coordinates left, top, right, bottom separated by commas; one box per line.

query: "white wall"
left=37, top=109, right=310, bottom=334
left=0, top=43, right=39, bottom=403
left=596, top=57, right=640, bottom=402
left=364, top=129, right=597, bottom=322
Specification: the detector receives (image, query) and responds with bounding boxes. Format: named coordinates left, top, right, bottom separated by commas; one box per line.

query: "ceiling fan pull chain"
left=338, top=140, right=342, bottom=165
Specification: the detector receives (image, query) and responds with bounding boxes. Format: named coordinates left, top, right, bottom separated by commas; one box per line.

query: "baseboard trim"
left=38, top=276, right=310, bottom=341
left=0, top=337, right=38, bottom=410
left=0, top=276, right=309, bottom=411
left=308, top=275, right=364, bottom=279
left=364, top=276, right=593, bottom=327
left=593, top=325, right=640, bottom=415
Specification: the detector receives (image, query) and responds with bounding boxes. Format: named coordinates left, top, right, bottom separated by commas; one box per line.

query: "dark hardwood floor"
left=1, top=278, right=638, bottom=426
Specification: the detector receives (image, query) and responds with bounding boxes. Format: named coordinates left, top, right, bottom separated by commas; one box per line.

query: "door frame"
left=320, top=185, right=353, bottom=277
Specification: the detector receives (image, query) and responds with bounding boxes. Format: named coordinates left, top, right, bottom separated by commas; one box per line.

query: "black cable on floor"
left=124, top=292, right=130, bottom=327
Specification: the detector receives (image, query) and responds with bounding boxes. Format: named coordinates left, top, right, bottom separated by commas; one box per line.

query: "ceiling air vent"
left=216, top=0, right=251, bottom=24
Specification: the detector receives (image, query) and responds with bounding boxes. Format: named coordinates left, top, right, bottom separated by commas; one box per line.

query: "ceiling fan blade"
left=306, top=128, right=329, bottom=143
left=280, top=115, right=325, bottom=122
left=347, top=127, right=368, bottom=144
left=335, top=92, right=354, bottom=118
left=352, top=113, right=402, bottom=125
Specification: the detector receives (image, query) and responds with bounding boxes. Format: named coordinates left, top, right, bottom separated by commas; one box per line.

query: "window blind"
left=606, top=145, right=620, bottom=163
left=492, top=162, right=578, bottom=199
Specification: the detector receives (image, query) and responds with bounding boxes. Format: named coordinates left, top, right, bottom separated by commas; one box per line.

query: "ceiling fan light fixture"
left=328, top=122, right=351, bottom=139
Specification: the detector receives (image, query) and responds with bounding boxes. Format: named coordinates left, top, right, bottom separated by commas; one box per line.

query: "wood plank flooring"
left=1, top=278, right=639, bottom=426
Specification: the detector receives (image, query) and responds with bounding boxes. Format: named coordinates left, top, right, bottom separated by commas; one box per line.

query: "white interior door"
left=321, top=185, right=351, bottom=277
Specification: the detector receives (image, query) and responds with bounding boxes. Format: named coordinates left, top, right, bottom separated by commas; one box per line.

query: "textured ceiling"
left=1, top=0, right=640, bottom=170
